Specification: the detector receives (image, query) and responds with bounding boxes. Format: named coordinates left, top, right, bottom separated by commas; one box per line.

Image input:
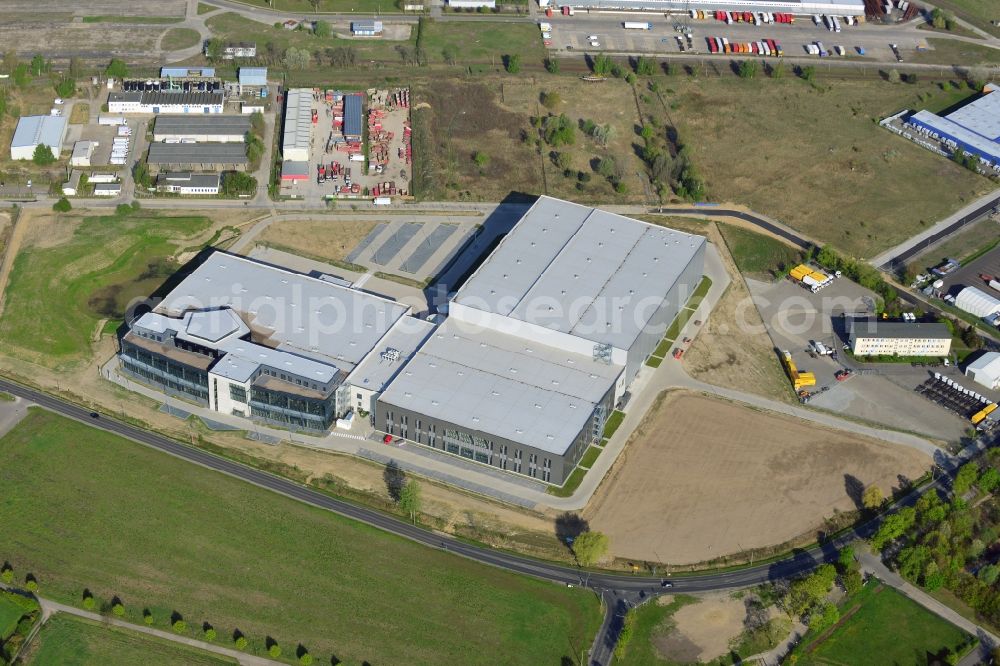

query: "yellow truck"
left=971, top=402, right=997, bottom=425
left=782, top=350, right=816, bottom=390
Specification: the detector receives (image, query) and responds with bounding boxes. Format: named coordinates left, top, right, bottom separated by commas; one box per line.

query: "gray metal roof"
left=347, top=316, right=437, bottom=393
left=946, top=90, right=1000, bottom=141
left=134, top=310, right=340, bottom=384
left=848, top=319, right=952, bottom=340
left=910, top=110, right=1000, bottom=161
left=11, top=115, right=67, bottom=149
left=147, top=142, right=249, bottom=165
left=565, top=0, right=862, bottom=8
left=282, top=88, right=312, bottom=158
left=454, top=196, right=705, bottom=350
left=154, top=252, right=409, bottom=370
left=239, top=67, right=268, bottom=86
left=344, top=94, right=362, bottom=138
left=352, top=20, right=382, bottom=30
left=93, top=183, right=121, bottom=192
left=156, top=172, right=221, bottom=188
left=110, top=91, right=224, bottom=107
left=153, top=114, right=250, bottom=136
left=378, top=319, right=623, bottom=454
left=161, top=67, right=216, bottom=78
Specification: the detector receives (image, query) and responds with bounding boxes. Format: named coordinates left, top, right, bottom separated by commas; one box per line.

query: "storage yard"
left=279, top=87, right=411, bottom=202
left=585, top=391, right=931, bottom=565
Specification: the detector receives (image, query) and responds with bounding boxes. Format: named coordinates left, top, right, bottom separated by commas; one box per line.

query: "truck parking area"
left=547, top=13, right=928, bottom=63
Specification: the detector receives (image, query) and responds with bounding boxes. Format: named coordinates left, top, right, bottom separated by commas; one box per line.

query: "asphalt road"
left=658, top=205, right=812, bottom=249
left=1, top=374, right=968, bottom=664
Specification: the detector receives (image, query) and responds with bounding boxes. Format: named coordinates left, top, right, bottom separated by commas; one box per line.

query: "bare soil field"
left=656, top=594, right=746, bottom=663
left=667, top=218, right=794, bottom=403
left=256, top=218, right=378, bottom=264
left=586, top=392, right=931, bottom=565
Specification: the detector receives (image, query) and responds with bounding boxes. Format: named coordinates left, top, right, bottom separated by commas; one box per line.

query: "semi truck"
left=623, top=21, right=652, bottom=29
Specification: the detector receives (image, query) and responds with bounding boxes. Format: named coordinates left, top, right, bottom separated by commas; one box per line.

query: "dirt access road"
left=586, top=392, right=931, bottom=565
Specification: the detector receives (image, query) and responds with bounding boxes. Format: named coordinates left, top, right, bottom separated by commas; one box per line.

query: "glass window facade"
left=249, top=386, right=336, bottom=431
left=119, top=341, right=209, bottom=404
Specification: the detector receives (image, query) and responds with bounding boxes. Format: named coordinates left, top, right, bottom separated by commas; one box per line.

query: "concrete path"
left=869, top=186, right=1000, bottom=268
left=33, top=597, right=282, bottom=666
left=0, top=395, right=31, bottom=440
left=857, top=545, right=1000, bottom=664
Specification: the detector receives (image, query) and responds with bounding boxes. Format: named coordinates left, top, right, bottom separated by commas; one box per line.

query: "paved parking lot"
left=938, top=244, right=1000, bottom=297
left=548, top=13, right=926, bottom=63
left=345, top=217, right=480, bottom=280
left=748, top=275, right=967, bottom=441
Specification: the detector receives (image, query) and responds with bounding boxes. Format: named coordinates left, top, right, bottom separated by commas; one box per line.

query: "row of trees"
left=2, top=563, right=317, bottom=664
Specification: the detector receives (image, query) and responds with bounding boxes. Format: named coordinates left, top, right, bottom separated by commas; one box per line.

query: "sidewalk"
left=857, top=545, right=999, bottom=662
left=869, top=187, right=1000, bottom=267
left=32, top=596, right=282, bottom=666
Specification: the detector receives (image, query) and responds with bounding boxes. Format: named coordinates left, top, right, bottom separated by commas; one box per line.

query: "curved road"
left=657, top=205, right=813, bottom=249
left=0, top=375, right=961, bottom=664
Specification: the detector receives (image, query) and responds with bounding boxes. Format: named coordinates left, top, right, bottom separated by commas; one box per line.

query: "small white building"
left=351, top=20, right=383, bottom=36
left=447, top=0, right=495, bottom=7
left=156, top=172, right=221, bottom=195
left=967, top=352, right=1000, bottom=390
left=70, top=140, right=98, bottom=167
left=62, top=170, right=82, bottom=196
left=847, top=319, right=952, bottom=357
left=10, top=115, right=68, bottom=161
left=956, top=286, right=1000, bottom=319
left=93, top=182, right=122, bottom=197
left=89, top=173, right=118, bottom=184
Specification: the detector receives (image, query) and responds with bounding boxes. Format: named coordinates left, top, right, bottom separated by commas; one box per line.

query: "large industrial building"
left=281, top=88, right=312, bottom=163
left=155, top=171, right=221, bottom=195
left=108, top=91, right=225, bottom=114
left=847, top=319, right=952, bottom=357
left=378, top=197, right=705, bottom=484
left=118, top=252, right=412, bottom=431
left=550, top=0, right=864, bottom=12
left=147, top=143, right=249, bottom=170
left=907, top=85, right=1000, bottom=170
left=967, top=353, right=1000, bottom=391
left=153, top=115, right=251, bottom=143
left=115, top=197, right=706, bottom=486
left=10, top=115, right=67, bottom=160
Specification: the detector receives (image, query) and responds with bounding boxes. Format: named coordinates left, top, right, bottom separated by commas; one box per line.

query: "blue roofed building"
left=343, top=94, right=363, bottom=141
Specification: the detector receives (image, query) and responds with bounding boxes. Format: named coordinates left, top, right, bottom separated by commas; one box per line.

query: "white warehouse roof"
left=239, top=67, right=268, bottom=86
left=453, top=196, right=705, bottom=351
left=282, top=88, right=312, bottom=162
left=154, top=252, right=409, bottom=370
left=11, top=115, right=67, bottom=154
left=956, top=286, right=1000, bottom=319
left=967, top=352, right=1000, bottom=388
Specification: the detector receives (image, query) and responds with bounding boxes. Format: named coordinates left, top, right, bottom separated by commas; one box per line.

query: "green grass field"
left=232, top=0, right=401, bottom=13
left=81, top=16, right=183, bottom=23
left=614, top=595, right=697, bottom=665
left=912, top=38, right=1000, bottom=65
left=921, top=0, right=1000, bottom=37
left=0, top=211, right=210, bottom=368
left=669, top=75, right=989, bottom=259
left=0, top=410, right=600, bottom=665
left=717, top=225, right=804, bottom=277
left=161, top=28, right=202, bottom=51
left=420, top=20, right=544, bottom=63
left=578, top=446, right=601, bottom=469
left=796, top=585, right=972, bottom=665
left=205, top=12, right=412, bottom=62
left=0, top=595, right=25, bottom=640
left=26, top=614, right=235, bottom=666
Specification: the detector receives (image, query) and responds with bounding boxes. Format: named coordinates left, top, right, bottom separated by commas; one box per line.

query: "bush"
left=300, top=653, right=314, bottom=665
left=504, top=54, right=520, bottom=74
left=115, top=203, right=132, bottom=216
left=545, top=58, right=559, bottom=74
left=635, top=56, right=654, bottom=76
left=143, top=611, right=154, bottom=625
left=540, top=90, right=561, bottom=109
left=112, top=603, right=125, bottom=616
left=82, top=595, right=95, bottom=610
left=0, top=567, right=12, bottom=584
left=269, top=644, right=282, bottom=658
left=173, top=619, right=187, bottom=633
left=738, top=60, right=758, bottom=79
left=235, top=636, right=249, bottom=650
left=55, top=78, right=75, bottom=98
left=52, top=197, right=71, bottom=212
left=32, top=144, right=55, bottom=166
left=25, top=579, right=38, bottom=593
